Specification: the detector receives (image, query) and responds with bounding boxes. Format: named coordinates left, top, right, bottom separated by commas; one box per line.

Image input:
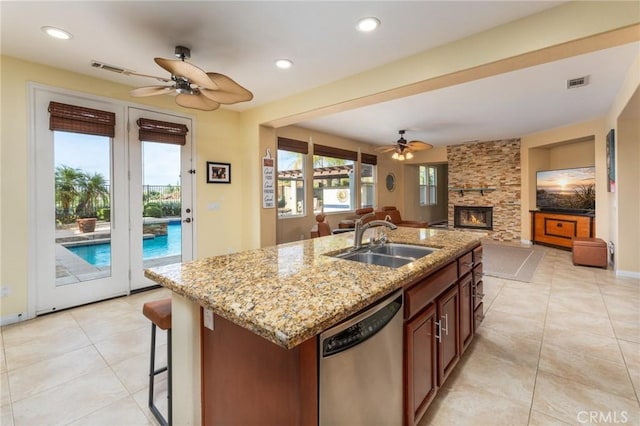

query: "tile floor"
left=0, top=244, right=638, bottom=425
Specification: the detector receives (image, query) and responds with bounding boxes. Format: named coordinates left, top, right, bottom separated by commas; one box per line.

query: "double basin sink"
left=330, top=243, right=437, bottom=268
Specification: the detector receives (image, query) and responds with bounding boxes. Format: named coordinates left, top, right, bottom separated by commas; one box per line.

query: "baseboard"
left=521, top=239, right=532, bottom=246
left=616, top=269, right=640, bottom=279
left=1, top=312, right=29, bottom=326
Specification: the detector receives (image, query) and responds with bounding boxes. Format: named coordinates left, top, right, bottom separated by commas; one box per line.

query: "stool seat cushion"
left=143, top=298, right=172, bottom=330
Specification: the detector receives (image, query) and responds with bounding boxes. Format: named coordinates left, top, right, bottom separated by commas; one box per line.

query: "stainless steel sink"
left=367, top=243, right=437, bottom=258
left=331, top=243, right=437, bottom=268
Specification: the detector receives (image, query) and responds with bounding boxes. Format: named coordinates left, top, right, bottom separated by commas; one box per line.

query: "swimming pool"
left=68, top=222, right=182, bottom=267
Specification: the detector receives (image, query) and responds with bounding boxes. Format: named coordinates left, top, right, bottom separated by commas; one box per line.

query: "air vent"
left=567, top=76, right=589, bottom=89
left=90, top=60, right=127, bottom=74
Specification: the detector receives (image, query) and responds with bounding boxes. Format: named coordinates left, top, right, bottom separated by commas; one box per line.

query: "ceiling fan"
left=97, top=46, right=253, bottom=111
left=376, top=130, right=433, bottom=160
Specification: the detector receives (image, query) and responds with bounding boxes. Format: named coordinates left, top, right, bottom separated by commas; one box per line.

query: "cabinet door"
left=437, top=285, right=460, bottom=385
left=404, top=303, right=437, bottom=426
left=459, top=274, right=473, bottom=354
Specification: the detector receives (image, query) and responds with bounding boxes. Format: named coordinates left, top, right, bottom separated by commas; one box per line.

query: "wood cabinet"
left=404, top=304, right=437, bottom=426
left=531, top=210, right=595, bottom=250
left=403, top=243, right=480, bottom=426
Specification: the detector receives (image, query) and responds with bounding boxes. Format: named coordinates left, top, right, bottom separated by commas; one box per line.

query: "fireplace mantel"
left=449, top=187, right=496, bottom=196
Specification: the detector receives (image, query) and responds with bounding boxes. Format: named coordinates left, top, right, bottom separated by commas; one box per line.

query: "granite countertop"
left=145, top=227, right=484, bottom=349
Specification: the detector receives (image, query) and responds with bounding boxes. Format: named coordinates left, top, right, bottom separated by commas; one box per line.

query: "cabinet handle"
left=463, top=262, right=475, bottom=268
left=442, top=314, right=449, bottom=335
left=472, top=286, right=485, bottom=299
left=435, top=320, right=442, bottom=343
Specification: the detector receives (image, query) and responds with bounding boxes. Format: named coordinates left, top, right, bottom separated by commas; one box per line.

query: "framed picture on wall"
left=606, top=129, right=615, bottom=192
left=206, top=162, right=231, bottom=184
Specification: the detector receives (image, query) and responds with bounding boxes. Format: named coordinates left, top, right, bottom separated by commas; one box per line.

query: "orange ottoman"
left=572, top=237, right=608, bottom=268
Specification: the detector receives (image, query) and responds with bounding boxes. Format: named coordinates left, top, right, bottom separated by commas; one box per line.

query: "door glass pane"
left=141, top=141, right=182, bottom=268
left=54, top=131, right=112, bottom=284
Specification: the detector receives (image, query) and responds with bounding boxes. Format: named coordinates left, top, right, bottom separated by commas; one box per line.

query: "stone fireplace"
left=454, top=206, right=493, bottom=231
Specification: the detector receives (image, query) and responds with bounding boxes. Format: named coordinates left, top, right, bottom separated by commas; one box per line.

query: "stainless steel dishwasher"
left=319, top=290, right=403, bottom=425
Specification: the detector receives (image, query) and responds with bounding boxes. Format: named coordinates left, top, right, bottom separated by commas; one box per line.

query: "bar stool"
left=142, top=298, right=172, bottom=426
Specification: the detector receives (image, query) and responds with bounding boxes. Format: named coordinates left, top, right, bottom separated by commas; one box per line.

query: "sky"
left=55, top=132, right=181, bottom=185
left=537, top=167, right=595, bottom=193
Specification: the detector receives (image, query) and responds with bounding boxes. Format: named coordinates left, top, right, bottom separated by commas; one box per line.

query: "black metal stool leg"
left=167, top=329, right=172, bottom=426
left=148, top=323, right=169, bottom=426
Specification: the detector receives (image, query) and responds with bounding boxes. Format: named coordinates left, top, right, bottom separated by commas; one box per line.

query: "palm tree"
left=55, top=165, right=83, bottom=222
left=76, top=172, right=109, bottom=217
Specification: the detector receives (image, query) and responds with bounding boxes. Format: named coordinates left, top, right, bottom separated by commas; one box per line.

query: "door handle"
left=183, top=217, right=192, bottom=223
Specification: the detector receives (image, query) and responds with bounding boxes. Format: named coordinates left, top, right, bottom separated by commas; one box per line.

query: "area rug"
left=482, top=242, right=545, bottom=282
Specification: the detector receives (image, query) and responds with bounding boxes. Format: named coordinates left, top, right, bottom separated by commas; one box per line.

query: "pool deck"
left=55, top=221, right=181, bottom=284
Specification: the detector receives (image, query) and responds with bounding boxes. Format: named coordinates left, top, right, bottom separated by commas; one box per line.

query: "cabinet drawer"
left=457, top=252, right=473, bottom=277
left=405, top=262, right=457, bottom=319
left=544, top=219, right=577, bottom=239
left=473, top=245, right=483, bottom=264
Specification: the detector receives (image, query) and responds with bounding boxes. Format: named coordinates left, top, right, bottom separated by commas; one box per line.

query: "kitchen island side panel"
left=201, top=313, right=318, bottom=426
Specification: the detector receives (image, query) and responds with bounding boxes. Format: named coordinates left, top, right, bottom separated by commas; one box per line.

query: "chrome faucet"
left=353, top=213, right=398, bottom=250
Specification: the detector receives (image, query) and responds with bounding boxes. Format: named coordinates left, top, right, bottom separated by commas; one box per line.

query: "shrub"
left=144, top=203, right=163, bottom=218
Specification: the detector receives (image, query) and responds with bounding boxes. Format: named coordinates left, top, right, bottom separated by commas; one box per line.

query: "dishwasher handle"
left=322, top=293, right=402, bottom=357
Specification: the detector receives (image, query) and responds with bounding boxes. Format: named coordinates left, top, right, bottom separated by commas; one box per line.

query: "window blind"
left=48, top=101, right=116, bottom=137
left=137, top=118, right=188, bottom=145
left=277, top=137, right=308, bottom=154
left=361, top=153, right=377, bottom=165
left=313, top=144, right=357, bottom=161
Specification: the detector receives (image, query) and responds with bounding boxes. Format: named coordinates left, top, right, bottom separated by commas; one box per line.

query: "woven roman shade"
left=137, top=118, right=188, bottom=145
left=361, top=153, right=377, bottom=165
left=48, top=102, right=116, bottom=137
left=313, top=144, right=357, bottom=161
left=277, top=137, right=308, bottom=154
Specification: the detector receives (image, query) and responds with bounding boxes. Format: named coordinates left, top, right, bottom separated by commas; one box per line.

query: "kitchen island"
left=145, top=227, right=485, bottom=425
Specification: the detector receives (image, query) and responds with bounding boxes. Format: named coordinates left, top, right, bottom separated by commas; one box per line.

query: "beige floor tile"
left=488, top=292, right=548, bottom=322
left=132, top=377, right=168, bottom=425
left=73, top=307, right=150, bottom=344
left=528, top=410, right=572, bottom=426
left=473, top=327, right=542, bottom=368
left=94, top=325, right=155, bottom=366
left=481, top=306, right=545, bottom=341
left=619, top=340, right=640, bottom=396
left=1, top=312, right=79, bottom=348
left=419, top=385, right=531, bottom=426
left=111, top=344, right=167, bottom=395
left=544, top=309, right=615, bottom=339
left=532, top=370, right=640, bottom=425
left=441, top=345, right=538, bottom=405
left=551, top=267, right=597, bottom=285
left=11, top=367, right=128, bottom=426
left=538, top=344, right=635, bottom=399
left=0, top=374, right=9, bottom=407
left=542, top=328, right=624, bottom=364
left=547, top=292, right=608, bottom=317
left=3, top=325, right=91, bottom=371
left=68, top=396, right=153, bottom=426
left=612, top=319, right=640, bottom=344
left=0, top=404, right=13, bottom=426
left=0, top=334, right=6, bottom=375
left=8, top=346, right=107, bottom=402
left=604, top=295, right=640, bottom=324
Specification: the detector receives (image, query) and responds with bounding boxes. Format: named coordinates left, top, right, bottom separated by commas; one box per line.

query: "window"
left=361, top=153, right=377, bottom=208
left=419, top=165, right=437, bottom=206
left=277, top=138, right=307, bottom=217
left=313, top=145, right=357, bottom=213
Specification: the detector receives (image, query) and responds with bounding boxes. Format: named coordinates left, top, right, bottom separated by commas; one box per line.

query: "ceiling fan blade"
left=375, top=145, right=397, bottom=152
left=155, top=58, right=217, bottom=90
left=407, top=141, right=433, bottom=151
left=122, top=70, right=172, bottom=83
left=175, top=93, right=220, bottom=111
left=130, top=85, right=174, bottom=97
left=200, top=73, right=253, bottom=104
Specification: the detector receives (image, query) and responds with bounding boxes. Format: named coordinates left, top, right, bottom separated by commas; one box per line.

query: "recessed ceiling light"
left=41, top=26, right=73, bottom=40
left=356, top=17, right=380, bottom=32
left=275, top=59, right=293, bottom=69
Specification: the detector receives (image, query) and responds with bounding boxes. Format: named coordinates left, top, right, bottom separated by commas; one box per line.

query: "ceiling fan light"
left=397, top=154, right=405, bottom=161
left=41, top=26, right=72, bottom=40
left=406, top=152, right=414, bottom=160
left=391, top=152, right=399, bottom=160
left=357, top=17, right=380, bottom=32
left=275, top=59, right=293, bottom=69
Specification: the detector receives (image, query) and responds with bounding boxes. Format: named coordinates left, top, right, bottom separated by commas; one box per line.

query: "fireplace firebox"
left=454, top=206, right=493, bottom=230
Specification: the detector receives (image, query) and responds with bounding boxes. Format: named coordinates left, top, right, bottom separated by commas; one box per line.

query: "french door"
left=31, top=87, right=193, bottom=314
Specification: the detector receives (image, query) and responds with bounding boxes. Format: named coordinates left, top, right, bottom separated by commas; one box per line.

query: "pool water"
left=68, top=222, right=182, bottom=267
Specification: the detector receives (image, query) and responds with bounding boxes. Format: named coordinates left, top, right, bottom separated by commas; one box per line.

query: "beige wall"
left=0, top=56, right=244, bottom=318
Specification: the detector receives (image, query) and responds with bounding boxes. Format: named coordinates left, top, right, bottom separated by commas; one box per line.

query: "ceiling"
left=2, top=1, right=638, bottom=148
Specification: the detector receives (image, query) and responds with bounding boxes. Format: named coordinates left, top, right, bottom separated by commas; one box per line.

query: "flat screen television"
left=536, top=166, right=596, bottom=212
